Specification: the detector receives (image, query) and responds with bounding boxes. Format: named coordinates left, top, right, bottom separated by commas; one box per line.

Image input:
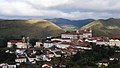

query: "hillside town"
left=0, top=29, right=120, bottom=68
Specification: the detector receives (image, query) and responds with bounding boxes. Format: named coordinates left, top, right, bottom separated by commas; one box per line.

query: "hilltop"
left=80, top=18, right=120, bottom=36
left=0, top=20, right=64, bottom=39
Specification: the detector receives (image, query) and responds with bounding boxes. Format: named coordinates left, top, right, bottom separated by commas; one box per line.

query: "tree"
left=29, top=38, right=39, bottom=47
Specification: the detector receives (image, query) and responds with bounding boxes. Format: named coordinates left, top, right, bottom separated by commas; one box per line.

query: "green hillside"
left=80, top=18, right=120, bottom=37
left=0, top=20, right=64, bottom=39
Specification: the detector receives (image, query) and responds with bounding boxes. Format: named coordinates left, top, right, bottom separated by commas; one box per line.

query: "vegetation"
left=0, top=20, right=64, bottom=39
left=70, top=45, right=115, bottom=68
left=80, top=18, right=120, bottom=36
left=0, top=52, right=16, bottom=63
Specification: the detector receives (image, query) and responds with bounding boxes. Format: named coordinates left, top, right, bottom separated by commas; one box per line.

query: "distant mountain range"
left=0, top=20, right=64, bottom=39
left=0, top=18, right=120, bottom=39
left=46, top=18, right=94, bottom=31
left=80, top=18, right=120, bottom=37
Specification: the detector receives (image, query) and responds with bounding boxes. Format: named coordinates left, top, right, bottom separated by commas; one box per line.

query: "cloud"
left=0, top=0, right=119, bottom=20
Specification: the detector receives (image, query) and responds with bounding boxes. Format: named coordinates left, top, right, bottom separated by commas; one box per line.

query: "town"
left=0, top=29, right=120, bottom=68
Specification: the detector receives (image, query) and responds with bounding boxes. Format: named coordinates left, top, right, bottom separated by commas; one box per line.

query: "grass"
left=0, top=20, right=64, bottom=39
left=80, top=19, right=120, bottom=37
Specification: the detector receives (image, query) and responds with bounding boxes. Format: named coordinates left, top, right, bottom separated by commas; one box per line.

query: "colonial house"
left=15, top=54, right=27, bottom=63
left=15, top=57, right=27, bottom=63
left=34, top=41, right=43, bottom=48
left=44, top=41, right=70, bottom=49
left=44, top=38, right=92, bottom=50
left=7, top=40, right=28, bottom=48
left=97, top=59, right=109, bottom=67
left=109, top=54, right=119, bottom=61
left=109, top=39, right=120, bottom=47
left=28, top=54, right=37, bottom=63
left=96, top=39, right=110, bottom=46
left=51, top=50, right=62, bottom=57
left=0, top=63, right=16, bottom=68
left=85, top=37, right=97, bottom=43
left=51, top=38, right=71, bottom=42
left=42, top=63, right=52, bottom=68
left=61, top=29, right=92, bottom=39
left=7, top=37, right=30, bottom=48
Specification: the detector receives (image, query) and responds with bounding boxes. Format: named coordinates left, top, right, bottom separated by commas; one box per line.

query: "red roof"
left=55, top=51, right=61, bottom=55
left=60, top=42, right=74, bottom=45
left=62, top=31, right=83, bottom=35
left=97, top=39, right=109, bottom=42
left=111, top=36, right=120, bottom=39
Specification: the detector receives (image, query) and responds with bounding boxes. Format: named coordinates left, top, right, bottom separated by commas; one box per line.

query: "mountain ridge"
left=80, top=18, right=120, bottom=36
left=0, top=20, right=64, bottom=39
left=46, top=18, right=95, bottom=31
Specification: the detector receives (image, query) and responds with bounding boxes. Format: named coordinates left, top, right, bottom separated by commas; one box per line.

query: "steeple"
left=76, top=30, right=79, bottom=33
left=22, top=37, right=26, bottom=43
left=89, top=28, right=92, bottom=33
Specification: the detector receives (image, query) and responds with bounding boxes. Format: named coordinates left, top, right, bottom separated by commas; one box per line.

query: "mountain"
left=80, top=18, right=120, bottom=37
left=46, top=18, right=94, bottom=31
left=0, top=20, right=64, bottom=39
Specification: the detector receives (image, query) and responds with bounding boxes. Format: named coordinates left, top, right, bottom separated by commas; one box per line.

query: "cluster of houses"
left=0, top=29, right=120, bottom=68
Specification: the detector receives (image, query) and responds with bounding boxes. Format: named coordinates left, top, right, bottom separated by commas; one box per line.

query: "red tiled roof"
left=55, top=51, right=61, bottom=55
left=60, top=42, right=74, bottom=45
left=62, top=31, right=83, bottom=35
left=97, top=39, right=109, bottom=42
left=8, top=39, right=23, bottom=43
left=111, top=36, right=120, bottom=39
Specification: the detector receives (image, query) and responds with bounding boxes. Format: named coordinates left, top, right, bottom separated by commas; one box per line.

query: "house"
left=44, top=41, right=61, bottom=48
left=85, top=37, right=97, bottom=43
left=96, top=39, right=110, bottom=46
left=44, top=41, right=71, bottom=49
left=15, top=54, right=27, bottom=63
left=28, top=54, right=37, bottom=63
left=7, top=37, right=30, bottom=49
left=42, top=55, right=51, bottom=61
left=15, top=57, right=27, bottom=63
left=97, top=59, right=109, bottom=67
left=15, top=49, right=25, bottom=54
left=61, top=29, right=92, bottom=39
left=0, top=63, right=16, bottom=68
left=109, top=53, right=120, bottom=61
left=50, top=49, right=62, bottom=57
left=7, top=40, right=28, bottom=48
left=34, top=41, right=43, bottom=48
left=42, top=63, right=52, bottom=68
left=51, top=37, right=71, bottom=42
left=109, top=39, right=120, bottom=47
left=46, top=51, right=54, bottom=58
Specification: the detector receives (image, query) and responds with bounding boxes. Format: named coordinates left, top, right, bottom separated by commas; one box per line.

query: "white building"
left=109, top=39, right=120, bottom=47
left=85, top=38, right=97, bottom=43
left=15, top=58, right=27, bottom=63
left=0, top=63, right=16, bottom=68
left=96, top=40, right=110, bottom=46
left=7, top=41, right=28, bottom=48
left=44, top=41, right=71, bottom=49
left=61, top=29, right=92, bottom=39
left=51, top=38, right=71, bottom=42
left=7, top=37, right=30, bottom=48
left=34, top=42, right=42, bottom=48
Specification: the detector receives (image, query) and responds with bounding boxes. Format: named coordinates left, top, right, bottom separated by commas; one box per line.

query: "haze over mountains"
left=47, top=18, right=94, bottom=31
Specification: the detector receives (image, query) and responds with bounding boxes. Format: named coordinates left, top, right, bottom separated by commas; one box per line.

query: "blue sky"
left=0, top=0, right=120, bottom=20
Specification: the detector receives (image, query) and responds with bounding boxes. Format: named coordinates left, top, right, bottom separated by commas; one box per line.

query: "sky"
left=0, top=0, right=120, bottom=20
